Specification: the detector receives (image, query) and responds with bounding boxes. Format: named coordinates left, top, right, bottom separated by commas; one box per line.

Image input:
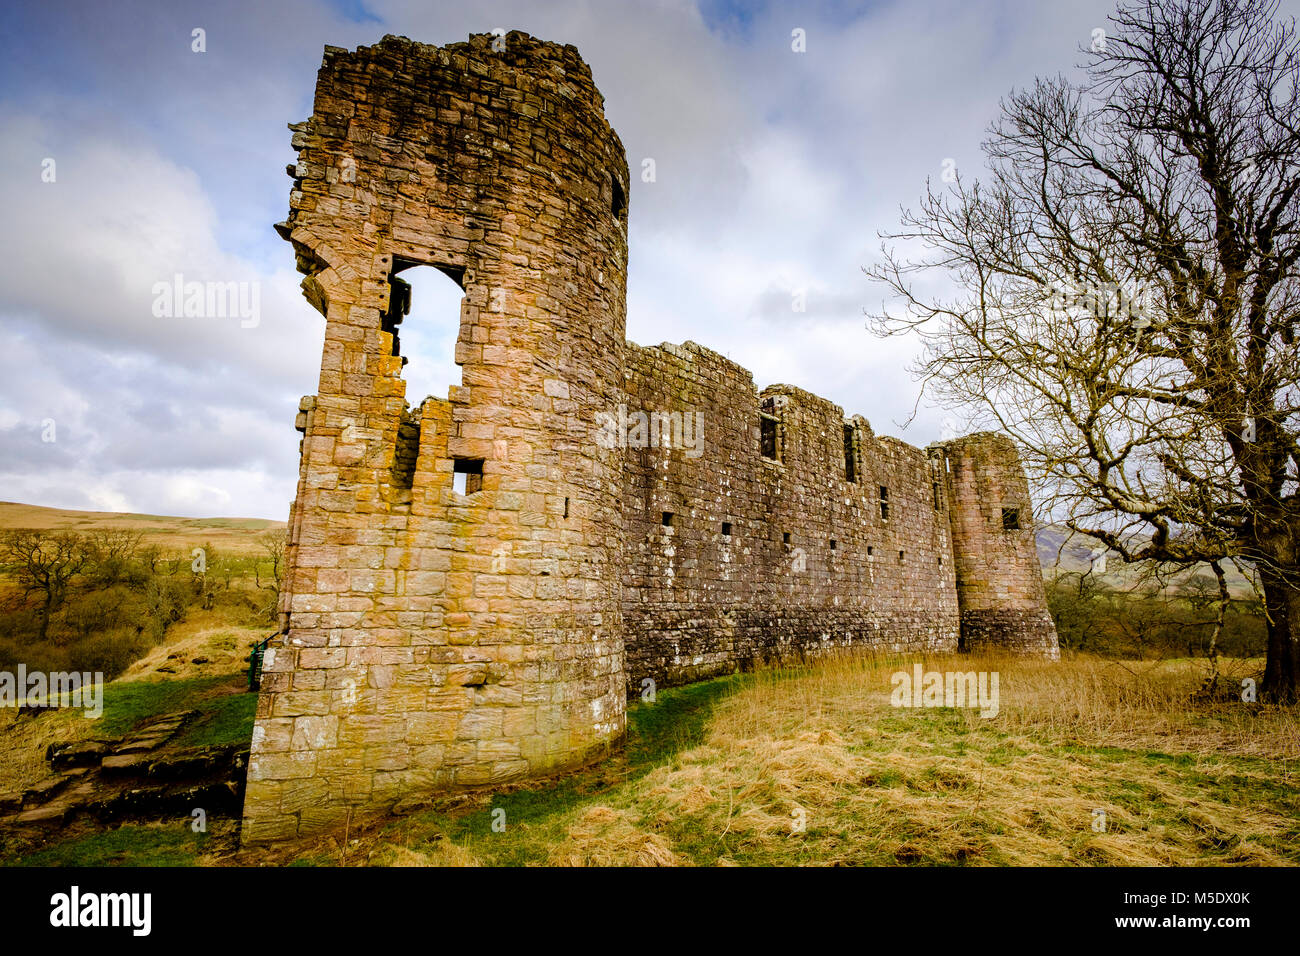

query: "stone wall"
left=619, top=340, right=961, bottom=692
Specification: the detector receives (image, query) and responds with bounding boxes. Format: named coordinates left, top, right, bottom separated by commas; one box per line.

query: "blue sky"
left=1, top=0, right=1251, bottom=519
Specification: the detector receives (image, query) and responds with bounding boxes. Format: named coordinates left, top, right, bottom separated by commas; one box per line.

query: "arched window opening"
left=385, top=260, right=466, bottom=408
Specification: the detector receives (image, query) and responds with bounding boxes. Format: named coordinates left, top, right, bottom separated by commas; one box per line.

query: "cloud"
left=4, top=0, right=1291, bottom=519
left=0, top=112, right=321, bottom=518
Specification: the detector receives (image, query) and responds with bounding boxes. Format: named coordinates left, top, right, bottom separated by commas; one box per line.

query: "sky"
left=0, top=0, right=1199, bottom=520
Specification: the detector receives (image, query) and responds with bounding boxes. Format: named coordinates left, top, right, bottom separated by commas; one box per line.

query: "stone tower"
left=939, top=433, right=1060, bottom=658
left=241, top=33, right=630, bottom=843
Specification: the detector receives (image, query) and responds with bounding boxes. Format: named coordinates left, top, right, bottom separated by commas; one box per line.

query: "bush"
left=0, top=529, right=214, bottom=675
left=69, top=628, right=151, bottom=678
left=62, top=585, right=143, bottom=640
left=1047, top=574, right=1267, bottom=659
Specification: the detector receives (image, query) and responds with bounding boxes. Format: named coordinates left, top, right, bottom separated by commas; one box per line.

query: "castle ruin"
left=241, top=33, right=1059, bottom=843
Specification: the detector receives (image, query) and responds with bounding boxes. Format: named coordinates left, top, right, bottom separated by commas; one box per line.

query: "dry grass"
left=0, top=706, right=94, bottom=795
left=626, top=651, right=1297, bottom=865
left=354, top=650, right=1298, bottom=867
left=369, top=843, right=482, bottom=867
left=121, top=611, right=266, bottom=682
left=725, top=650, right=1298, bottom=758
left=546, top=806, right=681, bottom=866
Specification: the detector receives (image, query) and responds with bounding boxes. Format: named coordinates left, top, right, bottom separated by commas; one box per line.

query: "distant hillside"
left=0, top=501, right=1256, bottom=597
left=1036, top=523, right=1256, bottom=599
left=0, top=501, right=285, bottom=556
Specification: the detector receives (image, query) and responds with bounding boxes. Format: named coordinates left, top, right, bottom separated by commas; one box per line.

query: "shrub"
left=69, top=628, right=150, bottom=679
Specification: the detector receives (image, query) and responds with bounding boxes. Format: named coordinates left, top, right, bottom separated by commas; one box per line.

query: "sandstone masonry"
left=240, top=32, right=1059, bottom=844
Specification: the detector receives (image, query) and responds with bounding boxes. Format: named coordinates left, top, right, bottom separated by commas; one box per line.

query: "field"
left=0, top=502, right=283, bottom=556
left=0, top=504, right=1294, bottom=867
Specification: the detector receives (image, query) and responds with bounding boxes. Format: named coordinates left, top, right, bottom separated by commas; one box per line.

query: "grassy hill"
left=0, top=501, right=284, bottom=556
left=1037, top=522, right=1257, bottom=599
left=0, top=500, right=1250, bottom=591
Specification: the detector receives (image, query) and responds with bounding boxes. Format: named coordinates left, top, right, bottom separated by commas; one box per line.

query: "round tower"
left=940, top=432, right=1060, bottom=659
left=243, top=33, right=630, bottom=842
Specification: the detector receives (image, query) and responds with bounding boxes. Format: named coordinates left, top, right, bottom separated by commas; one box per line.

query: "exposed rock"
left=23, top=776, right=70, bottom=804
left=100, top=753, right=154, bottom=775
left=47, top=739, right=115, bottom=771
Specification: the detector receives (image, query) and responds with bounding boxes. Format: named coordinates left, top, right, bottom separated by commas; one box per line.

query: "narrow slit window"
left=1002, top=507, right=1021, bottom=531
left=722, top=521, right=732, bottom=537
left=898, top=550, right=905, bottom=563
left=879, top=486, right=889, bottom=521
left=830, top=539, right=837, bottom=550
left=662, top=511, right=674, bottom=528
left=783, top=532, right=791, bottom=546
left=868, top=545, right=874, bottom=556
left=563, top=497, right=569, bottom=518
left=843, top=424, right=857, bottom=483
left=760, top=413, right=779, bottom=461
left=610, top=173, right=625, bottom=218
left=452, top=458, right=484, bottom=495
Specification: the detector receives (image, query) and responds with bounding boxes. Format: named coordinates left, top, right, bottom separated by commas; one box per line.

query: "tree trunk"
left=1259, top=563, right=1299, bottom=703
left=38, top=591, right=53, bottom=642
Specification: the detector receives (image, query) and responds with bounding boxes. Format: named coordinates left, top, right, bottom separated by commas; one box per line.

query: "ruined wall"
left=942, top=433, right=1060, bottom=658
left=244, top=32, right=1058, bottom=844
left=619, top=341, right=961, bottom=692
left=243, top=33, right=630, bottom=843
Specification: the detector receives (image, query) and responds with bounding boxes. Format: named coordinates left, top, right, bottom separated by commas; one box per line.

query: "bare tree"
left=84, top=528, right=144, bottom=587
left=254, top=529, right=286, bottom=592
left=867, top=0, right=1300, bottom=700
left=0, top=530, right=90, bottom=642
left=253, top=529, right=287, bottom=621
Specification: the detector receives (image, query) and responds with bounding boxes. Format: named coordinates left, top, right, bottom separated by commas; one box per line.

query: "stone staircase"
left=0, top=711, right=249, bottom=828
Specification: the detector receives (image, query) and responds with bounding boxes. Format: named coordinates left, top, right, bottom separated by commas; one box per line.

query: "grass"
left=292, top=651, right=1297, bottom=868
left=174, top=689, right=258, bottom=749
left=94, top=675, right=248, bottom=737
left=0, top=664, right=260, bottom=794
left=6, top=646, right=1297, bottom=867
left=11, top=823, right=228, bottom=867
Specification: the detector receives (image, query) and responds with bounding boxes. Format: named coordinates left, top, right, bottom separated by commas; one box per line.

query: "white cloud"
left=6, top=0, right=1295, bottom=520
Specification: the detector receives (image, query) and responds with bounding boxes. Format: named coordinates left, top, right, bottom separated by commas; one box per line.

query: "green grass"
left=95, top=675, right=252, bottom=741
left=12, top=825, right=210, bottom=867
left=174, top=690, right=258, bottom=749
left=626, top=674, right=747, bottom=768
